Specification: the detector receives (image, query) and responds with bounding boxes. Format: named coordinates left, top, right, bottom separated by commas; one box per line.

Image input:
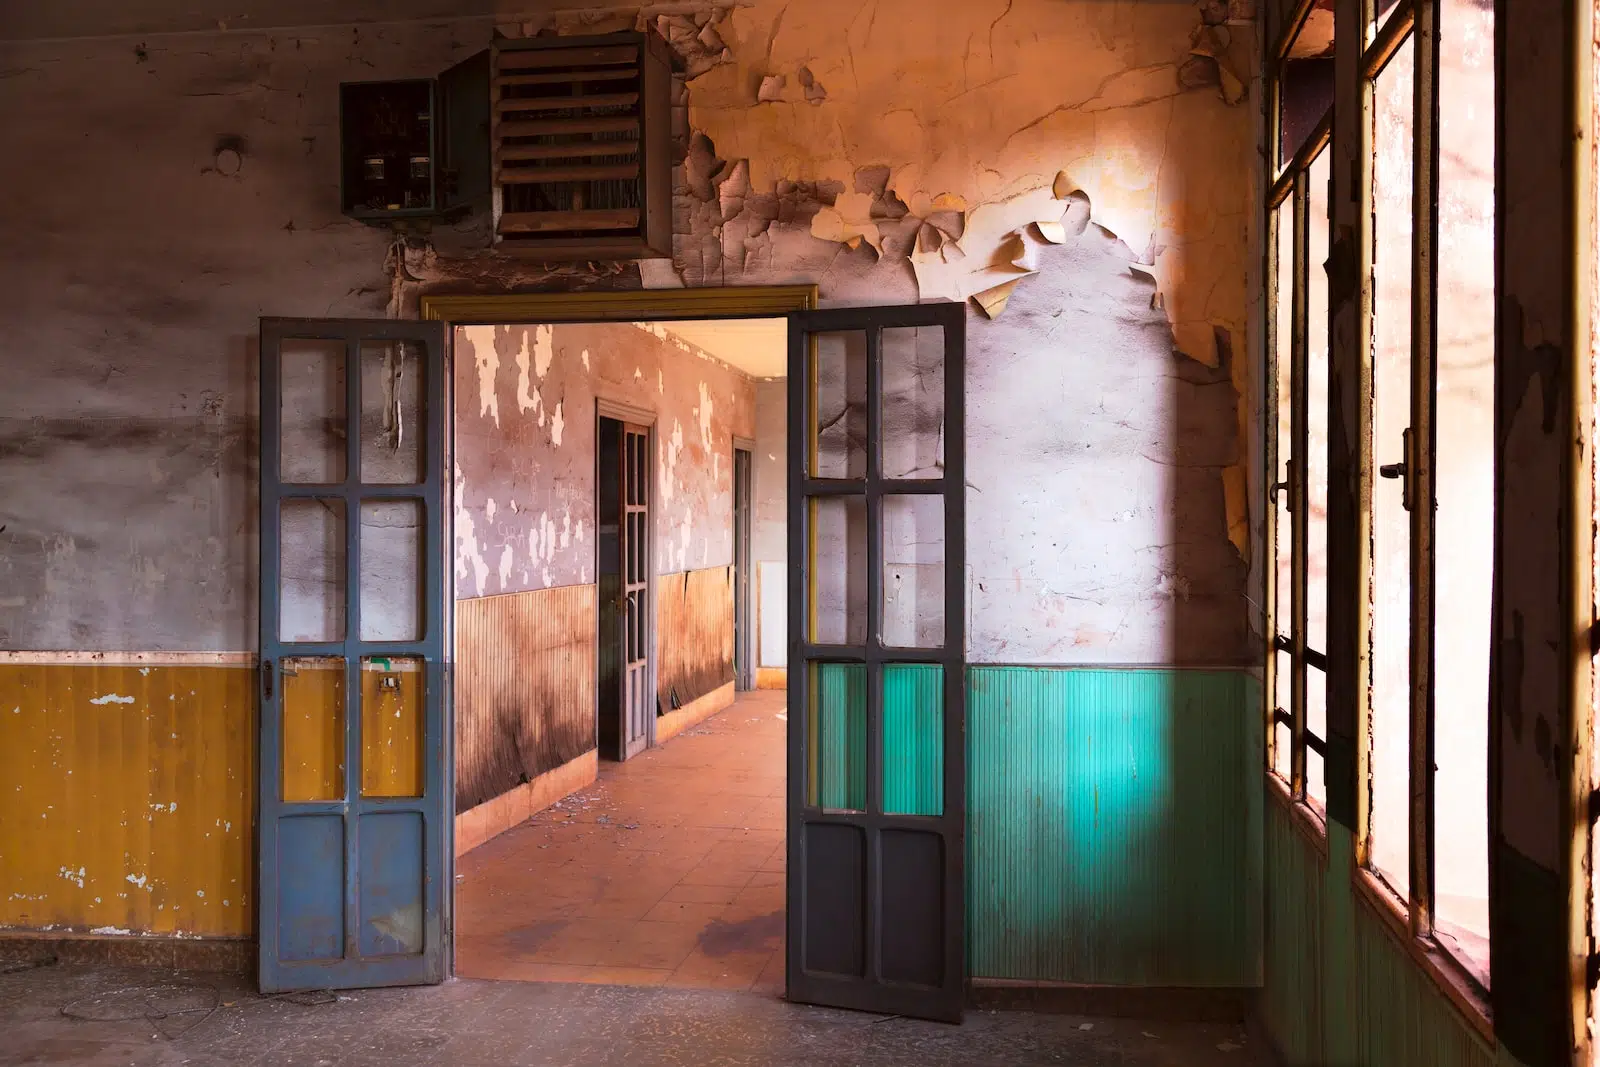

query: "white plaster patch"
left=454, top=479, right=490, bottom=597
left=497, top=544, right=514, bottom=589
left=90, top=925, right=132, bottom=935
left=559, top=511, right=572, bottom=551
left=581, top=348, right=591, bottom=371
left=551, top=401, right=564, bottom=446
left=467, top=325, right=500, bottom=427
left=89, top=694, right=134, bottom=705
left=58, top=866, right=85, bottom=888
left=696, top=381, right=715, bottom=447
left=658, top=369, right=665, bottom=395
left=533, top=324, right=555, bottom=379
left=575, top=520, right=586, bottom=544
left=660, top=420, right=685, bottom=503
left=485, top=498, right=497, bottom=522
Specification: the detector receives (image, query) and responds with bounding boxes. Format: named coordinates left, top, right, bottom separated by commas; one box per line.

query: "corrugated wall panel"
left=455, top=584, right=596, bottom=812
left=1354, top=896, right=1496, bottom=1067
left=966, top=666, right=1260, bottom=986
left=0, top=663, right=254, bottom=936
left=657, top=566, right=734, bottom=710
left=1262, top=797, right=1326, bottom=1064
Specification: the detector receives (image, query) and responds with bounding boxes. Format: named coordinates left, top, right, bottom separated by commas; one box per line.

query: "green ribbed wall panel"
left=1263, top=798, right=1326, bottom=1064
left=1355, top=896, right=1496, bottom=1067
left=966, top=667, right=1262, bottom=986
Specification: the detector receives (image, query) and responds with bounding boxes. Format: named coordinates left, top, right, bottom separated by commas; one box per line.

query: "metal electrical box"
left=339, top=51, right=491, bottom=223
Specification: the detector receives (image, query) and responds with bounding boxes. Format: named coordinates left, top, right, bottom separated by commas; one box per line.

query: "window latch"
left=1270, top=459, right=1295, bottom=511
left=1378, top=428, right=1415, bottom=511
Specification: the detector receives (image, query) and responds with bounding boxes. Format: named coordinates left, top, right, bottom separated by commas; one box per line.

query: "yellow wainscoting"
left=360, top=657, right=424, bottom=798
left=0, top=662, right=254, bottom=937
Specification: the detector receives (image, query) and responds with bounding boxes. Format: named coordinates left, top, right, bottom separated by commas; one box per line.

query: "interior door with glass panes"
left=621, top=421, right=652, bottom=759
left=785, top=302, right=965, bottom=1023
left=258, top=318, right=448, bottom=992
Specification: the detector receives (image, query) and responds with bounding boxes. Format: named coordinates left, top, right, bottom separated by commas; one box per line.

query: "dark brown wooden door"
left=621, top=422, right=651, bottom=759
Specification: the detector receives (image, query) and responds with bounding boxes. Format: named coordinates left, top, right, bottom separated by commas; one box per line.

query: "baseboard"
left=967, top=979, right=1254, bottom=1023
left=654, top=681, right=736, bottom=744
left=454, top=749, right=598, bottom=857
left=0, top=932, right=252, bottom=974
left=755, top=667, right=787, bottom=690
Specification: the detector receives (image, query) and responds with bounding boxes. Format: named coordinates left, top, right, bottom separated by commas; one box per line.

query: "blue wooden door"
left=258, top=318, right=449, bottom=991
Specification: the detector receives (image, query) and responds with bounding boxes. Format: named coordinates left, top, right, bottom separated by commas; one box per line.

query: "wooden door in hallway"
left=621, top=421, right=652, bottom=759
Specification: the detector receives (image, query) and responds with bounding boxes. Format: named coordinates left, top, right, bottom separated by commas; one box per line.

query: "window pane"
left=1307, top=146, right=1331, bottom=657
left=813, top=331, right=867, bottom=479
left=280, top=498, right=346, bottom=643
left=810, top=496, right=867, bottom=646
left=1275, top=198, right=1294, bottom=641
left=281, top=339, right=346, bottom=485
left=360, top=499, right=423, bottom=642
left=360, top=340, right=425, bottom=484
left=881, top=495, right=944, bottom=648
left=883, top=665, right=943, bottom=816
left=880, top=326, right=944, bottom=480
left=1273, top=649, right=1292, bottom=780
left=1433, top=0, right=1494, bottom=987
left=1369, top=34, right=1415, bottom=900
left=808, top=663, right=866, bottom=811
left=361, top=657, right=423, bottom=798
left=1307, top=664, right=1327, bottom=808
left=282, top=657, right=345, bottom=802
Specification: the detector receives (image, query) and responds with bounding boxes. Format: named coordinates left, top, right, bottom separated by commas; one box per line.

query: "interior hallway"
left=455, top=689, right=787, bottom=992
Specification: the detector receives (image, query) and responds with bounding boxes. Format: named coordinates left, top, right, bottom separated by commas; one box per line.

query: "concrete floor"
left=0, top=961, right=1271, bottom=1066
left=455, top=689, right=787, bottom=992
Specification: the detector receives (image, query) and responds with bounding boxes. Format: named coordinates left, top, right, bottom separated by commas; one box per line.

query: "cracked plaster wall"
left=0, top=0, right=1260, bottom=668
left=453, top=322, right=755, bottom=600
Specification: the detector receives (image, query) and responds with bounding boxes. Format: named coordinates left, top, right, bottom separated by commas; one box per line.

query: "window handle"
left=1378, top=427, right=1414, bottom=511
left=1270, top=460, right=1295, bottom=511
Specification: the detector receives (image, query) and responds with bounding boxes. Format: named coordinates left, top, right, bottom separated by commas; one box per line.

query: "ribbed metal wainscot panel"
left=1262, top=796, right=1326, bottom=1064
left=1354, top=895, right=1496, bottom=1067
left=966, top=666, right=1260, bottom=986
left=455, top=585, right=597, bottom=811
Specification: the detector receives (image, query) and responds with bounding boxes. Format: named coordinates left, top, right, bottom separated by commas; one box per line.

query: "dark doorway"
left=733, top=446, right=754, bottom=692
left=596, top=415, right=652, bottom=761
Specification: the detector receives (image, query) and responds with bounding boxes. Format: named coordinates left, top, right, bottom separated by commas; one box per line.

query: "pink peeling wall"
left=452, top=323, right=756, bottom=600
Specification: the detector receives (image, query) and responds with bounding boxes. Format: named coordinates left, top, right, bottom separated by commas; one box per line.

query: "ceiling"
left=658, top=319, right=788, bottom=380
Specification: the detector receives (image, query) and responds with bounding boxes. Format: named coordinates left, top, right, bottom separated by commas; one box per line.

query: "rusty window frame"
left=1265, top=38, right=1333, bottom=814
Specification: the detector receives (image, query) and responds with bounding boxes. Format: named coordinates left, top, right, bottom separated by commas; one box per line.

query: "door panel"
left=259, top=318, right=448, bottom=992
left=786, top=303, right=965, bottom=1023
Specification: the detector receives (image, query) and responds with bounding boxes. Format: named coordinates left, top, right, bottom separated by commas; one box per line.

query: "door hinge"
left=260, top=658, right=274, bottom=701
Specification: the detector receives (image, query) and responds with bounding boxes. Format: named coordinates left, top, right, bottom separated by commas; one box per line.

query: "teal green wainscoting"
left=810, top=663, right=946, bottom=816
left=1262, top=792, right=1503, bottom=1066
left=965, top=667, right=1263, bottom=987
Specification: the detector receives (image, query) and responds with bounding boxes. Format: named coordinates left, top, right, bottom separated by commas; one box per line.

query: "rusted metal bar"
left=1291, top=169, right=1312, bottom=801
left=1269, top=108, right=1333, bottom=210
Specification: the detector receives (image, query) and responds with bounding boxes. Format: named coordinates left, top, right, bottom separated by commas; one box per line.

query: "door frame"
left=420, top=286, right=817, bottom=979
left=596, top=398, right=659, bottom=756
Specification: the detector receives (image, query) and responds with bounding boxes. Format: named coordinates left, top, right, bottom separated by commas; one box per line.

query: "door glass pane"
left=1307, top=664, right=1327, bottom=807
left=360, top=340, right=425, bottom=485
left=1370, top=35, right=1415, bottom=901
left=812, top=331, right=867, bottom=479
left=1307, top=146, right=1331, bottom=657
left=811, top=496, right=867, bottom=645
left=1433, top=0, right=1494, bottom=986
left=881, top=495, right=944, bottom=648
left=880, top=326, right=944, bottom=480
left=361, top=657, right=424, bottom=798
left=282, top=657, right=346, bottom=802
left=360, top=499, right=423, bottom=641
left=883, top=664, right=942, bottom=816
left=808, top=662, right=866, bottom=811
left=281, top=339, right=347, bottom=484
left=1274, top=197, right=1294, bottom=656
left=281, top=498, right=346, bottom=642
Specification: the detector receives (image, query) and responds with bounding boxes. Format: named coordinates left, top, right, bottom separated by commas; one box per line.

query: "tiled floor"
left=455, top=689, right=787, bottom=994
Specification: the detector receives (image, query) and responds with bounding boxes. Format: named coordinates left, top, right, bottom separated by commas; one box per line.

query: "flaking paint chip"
left=757, top=74, right=785, bottom=102
left=972, top=277, right=1029, bottom=319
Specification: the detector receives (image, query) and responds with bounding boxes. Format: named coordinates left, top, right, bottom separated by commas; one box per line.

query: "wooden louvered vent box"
left=492, top=30, right=674, bottom=259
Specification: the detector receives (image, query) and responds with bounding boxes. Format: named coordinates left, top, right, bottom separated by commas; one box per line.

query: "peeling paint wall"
left=453, top=322, right=756, bottom=598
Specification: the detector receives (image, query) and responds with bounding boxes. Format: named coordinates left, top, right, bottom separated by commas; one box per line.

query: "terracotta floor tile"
left=456, top=690, right=789, bottom=989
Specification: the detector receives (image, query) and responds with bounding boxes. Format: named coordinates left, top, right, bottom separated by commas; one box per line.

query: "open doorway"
left=450, top=315, right=790, bottom=992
